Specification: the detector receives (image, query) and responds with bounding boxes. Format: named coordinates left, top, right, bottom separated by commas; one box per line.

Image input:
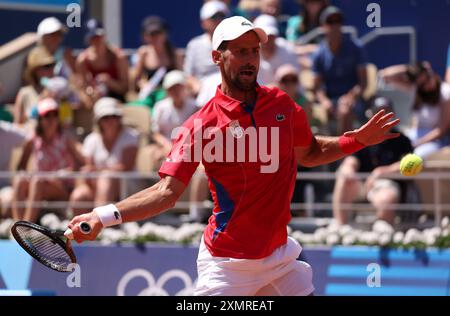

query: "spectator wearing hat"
left=69, top=97, right=139, bottom=215
left=76, top=19, right=129, bottom=108
left=12, top=98, right=84, bottom=223
left=311, top=6, right=369, bottom=135
left=33, top=17, right=76, bottom=78
left=184, top=0, right=229, bottom=95
left=332, top=97, right=413, bottom=225
left=130, top=16, right=180, bottom=109
left=0, top=121, right=29, bottom=218
left=253, top=14, right=299, bottom=85
left=14, top=46, right=56, bottom=126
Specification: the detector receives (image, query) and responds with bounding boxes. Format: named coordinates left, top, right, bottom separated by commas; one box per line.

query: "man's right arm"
left=68, top=176, right=186, bottom=242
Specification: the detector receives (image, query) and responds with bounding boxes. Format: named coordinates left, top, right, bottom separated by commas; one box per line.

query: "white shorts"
left=194, top=237, right=314, bottom=296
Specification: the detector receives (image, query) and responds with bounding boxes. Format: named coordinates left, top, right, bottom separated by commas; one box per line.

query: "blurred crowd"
left=1, top=0, right=450, bottom=229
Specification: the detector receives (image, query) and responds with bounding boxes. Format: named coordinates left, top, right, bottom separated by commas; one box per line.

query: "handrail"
left=296, top=25, right=359, bottom=45
left=3, top=168, right=450, bottom=226
left=359, top=26, right=417, bottom=64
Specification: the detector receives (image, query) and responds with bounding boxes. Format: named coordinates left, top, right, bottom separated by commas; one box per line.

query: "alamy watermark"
left=168, top=119, right=280, bottom=173
left=66, top=3, right=82, bottom=28
left=66, top=263, right=81, bottom=288
left=366, top=263, right=381, bottom=288
left=366, top=3, right=382, bottom=28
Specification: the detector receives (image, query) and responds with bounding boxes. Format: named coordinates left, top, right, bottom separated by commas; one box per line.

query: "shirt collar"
left=213, top=84, right=266, bottom=112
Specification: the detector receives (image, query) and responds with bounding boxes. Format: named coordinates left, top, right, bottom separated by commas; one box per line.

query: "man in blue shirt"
left=312, top=6, right=368, bottom=135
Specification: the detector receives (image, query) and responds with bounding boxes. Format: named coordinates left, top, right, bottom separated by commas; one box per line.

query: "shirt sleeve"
left=292, top=99, right=313, bottom=148
left=151, top=104, right=162, bottom=133
left=158, top=116, right=200, bottom=186
left=82, top=133, right=95, bottom=158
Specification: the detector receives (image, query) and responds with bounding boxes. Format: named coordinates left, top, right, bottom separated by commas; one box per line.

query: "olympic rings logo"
left=117, top=268, right=197, bottom=296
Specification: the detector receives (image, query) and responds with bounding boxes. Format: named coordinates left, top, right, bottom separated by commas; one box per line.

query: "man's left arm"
left=295, top=110, right=400, bottom=167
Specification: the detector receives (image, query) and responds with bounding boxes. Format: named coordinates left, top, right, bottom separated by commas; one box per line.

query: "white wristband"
left=93, top=204, right=122, bottom=227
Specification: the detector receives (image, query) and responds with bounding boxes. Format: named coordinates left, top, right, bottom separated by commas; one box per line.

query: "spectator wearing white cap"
left=253, top=14, right=299, bottom=85
left=33, top=17, right=75, bottom=78
left=12, top=98, right=84, bottom=223
left=69, top=97, right=139, bottom=216
left=184, top=0, right=229, bottom=95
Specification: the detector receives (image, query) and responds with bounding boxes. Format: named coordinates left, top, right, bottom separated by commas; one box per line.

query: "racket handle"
left=64, top=222, right=92, bottom=240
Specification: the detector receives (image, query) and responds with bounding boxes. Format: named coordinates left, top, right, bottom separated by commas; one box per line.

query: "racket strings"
left=15, top=226, right=73, bottom=270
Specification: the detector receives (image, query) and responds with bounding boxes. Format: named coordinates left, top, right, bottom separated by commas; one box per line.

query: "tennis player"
left=68, top=16, right=400, bottom=296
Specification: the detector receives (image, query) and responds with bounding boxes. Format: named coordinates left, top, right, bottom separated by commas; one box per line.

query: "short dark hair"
left=217, top=41, right=228, bottom=52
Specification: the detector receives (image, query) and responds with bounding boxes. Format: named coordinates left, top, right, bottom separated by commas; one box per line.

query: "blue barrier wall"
left=1, top=240, right=449, bottom=296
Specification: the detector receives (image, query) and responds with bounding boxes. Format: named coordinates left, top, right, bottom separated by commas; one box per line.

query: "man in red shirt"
left=69, top=16, right=400, bottom=296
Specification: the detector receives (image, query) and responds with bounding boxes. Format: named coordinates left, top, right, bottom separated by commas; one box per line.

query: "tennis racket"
left=10, top=221, right=91, bottom=273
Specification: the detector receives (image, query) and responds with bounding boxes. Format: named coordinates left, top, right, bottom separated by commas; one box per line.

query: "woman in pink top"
left=12, top=98, right=84, bottom=223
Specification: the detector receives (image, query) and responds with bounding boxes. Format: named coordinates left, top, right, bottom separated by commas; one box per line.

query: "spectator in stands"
left=12, top=98, right=84, bottom=223
left=150, top=70, right=198, bottom=159
left=259, top=0, right=287, bottom=36
left=69, top=97, right=139, bottom=215
left=275, top=64, right=315, bottom=127
left=147, top=71, right=209, bottom=223
left=184, top=1, right=229, bottom=95
left=312, top=6, right=368, bottom=135
left=286, top=0, right=329, bottom=42
left=253, top=14, right=299, bottom=85
left=332, top=97, right=414, bottom=225
left=0, top=121, right=28, bottom=218
left=380, top=61, right=450, bottom=158
left=14, top=46, right=56, bottom=126
left=446, top=43, right=450, bottom=83
left=75, top=19, right=129, bottom=108
left=34, top=17, right=76, bottom=78
left=130, top=16, right=179, bottom=110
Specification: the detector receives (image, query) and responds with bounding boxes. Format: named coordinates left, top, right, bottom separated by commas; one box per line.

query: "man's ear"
left=212, top=50, right=222, bottom=66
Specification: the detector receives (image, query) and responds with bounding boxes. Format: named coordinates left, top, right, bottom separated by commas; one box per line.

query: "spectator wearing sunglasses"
left=380, top=61, right=450, bottom=158
left=130, top=16, right=180, bottom=109
left=14, top=47, right=56, bottom=126
left=12, top=98, right=84, bottom=223
left=75, top=19, right=129, bottom=109
left=311, top=6, right=369, bottom=135
left=184, top=1, right=229, bottom=95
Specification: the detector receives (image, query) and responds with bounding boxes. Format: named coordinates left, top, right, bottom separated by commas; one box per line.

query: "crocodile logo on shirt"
left=276, top=114, right=285, bottom=122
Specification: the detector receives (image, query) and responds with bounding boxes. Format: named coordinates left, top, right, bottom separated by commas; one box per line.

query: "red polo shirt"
left=159, top=85, right=313, bottom=259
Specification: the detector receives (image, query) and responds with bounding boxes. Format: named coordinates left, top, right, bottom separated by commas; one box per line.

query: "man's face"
left=214, top=31, right=261, bottom=91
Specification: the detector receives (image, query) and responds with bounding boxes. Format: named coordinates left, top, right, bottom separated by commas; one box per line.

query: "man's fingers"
left=382, top=118, right=401, bottom=130
left=384, top=133, right=401, bottom=140
left=369, top=109, right=386, bottom=124
left=376, top=112, right=395, bottom=125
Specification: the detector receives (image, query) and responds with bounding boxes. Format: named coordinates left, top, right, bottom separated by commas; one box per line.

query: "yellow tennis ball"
left=400, top=154, right=423, bottom=176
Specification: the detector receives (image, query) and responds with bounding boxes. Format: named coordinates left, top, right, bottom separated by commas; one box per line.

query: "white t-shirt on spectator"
left=152, top=97, right=198, bottom=140
left=184, top=33, right=219, bottom=81
left=258, top=37, right=299, bottom=85
left=83, top=127, right=139, bottom=170
left=196, top=71, right=222, bottom=108
left=0, top=121, right=28, bottom=187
